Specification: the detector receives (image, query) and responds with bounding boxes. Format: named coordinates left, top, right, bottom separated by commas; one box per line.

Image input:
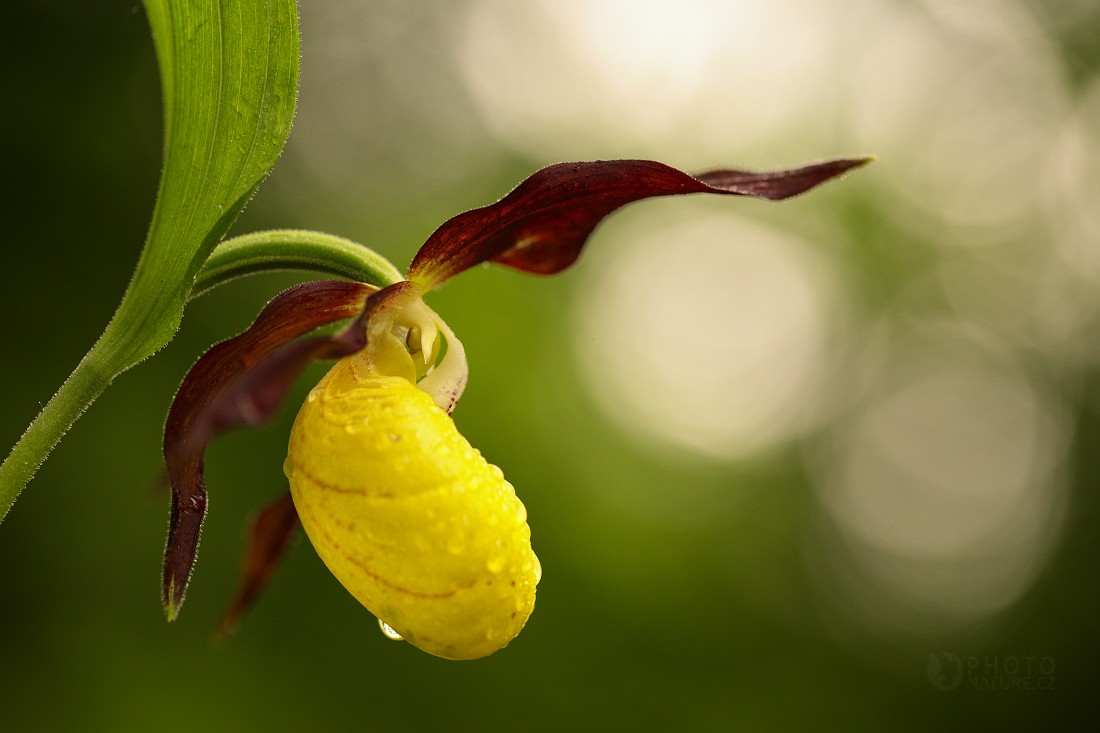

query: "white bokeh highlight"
left=458, top=0, right=846, bottom=162
left=809, top=324, right=1071, bottom=634
left=573, top=209, right=845, bottom=461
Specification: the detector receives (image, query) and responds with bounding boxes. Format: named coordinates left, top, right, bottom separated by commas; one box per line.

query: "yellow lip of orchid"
left=159, top=158, right=868, bottom=658
left=286, top=347, right=540, bottom=659
left=283, top=296, right=539, bottom=660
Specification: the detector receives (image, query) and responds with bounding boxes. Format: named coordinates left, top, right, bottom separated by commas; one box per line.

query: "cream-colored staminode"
left=362, top=296, right=468, bottom=414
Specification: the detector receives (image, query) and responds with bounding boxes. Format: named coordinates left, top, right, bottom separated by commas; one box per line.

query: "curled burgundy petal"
left=407, top=158, right=871, bottom=288
left=162, top=280, right=374, bottom=620
left=176, top=281, right=422, bottom=452
left=217, top=492, right=300, bottom=639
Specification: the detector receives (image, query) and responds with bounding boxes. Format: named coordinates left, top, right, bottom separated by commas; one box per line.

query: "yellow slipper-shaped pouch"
left=286, top=353, right=540, bottom=660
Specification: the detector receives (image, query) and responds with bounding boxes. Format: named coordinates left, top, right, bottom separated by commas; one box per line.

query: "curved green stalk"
left=0, top=347, right=113, bottom=519
left=192, top=230, right=405, bottom=298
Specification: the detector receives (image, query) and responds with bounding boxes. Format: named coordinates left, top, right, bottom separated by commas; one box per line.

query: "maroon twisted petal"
left=162, top=280, right=374, bottom=619
left=407, top=158, right=870, bottom=288
left=216, top=492, right=301, bottom=639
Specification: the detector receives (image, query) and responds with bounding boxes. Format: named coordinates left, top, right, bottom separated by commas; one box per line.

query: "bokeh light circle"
left=808, top=323, right=1071, bottom=636
left=573, top=209, right=845, bottom=461
left=458, top=0, right=844, bottom=162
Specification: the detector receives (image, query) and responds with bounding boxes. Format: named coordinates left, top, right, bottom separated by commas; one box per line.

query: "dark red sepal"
left=407, top=158, right=870, bottom=288
left=216, top=493, right=300, bottom=640
left=162, top=280, right=374, bottom=620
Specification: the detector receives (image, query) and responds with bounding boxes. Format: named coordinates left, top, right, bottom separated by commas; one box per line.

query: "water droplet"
left=307, top=387, right=321, bottom=403
left=511, top=500, right=527, bottom=525
left=377, top=618, right=404, bottom=641
left=533, top=554, right=543, bottom=583
left=487, top=556, right=506, bottom=574
left=447, top=537, right=465, bottom=555
left=282, top=456, right=295, bottom=479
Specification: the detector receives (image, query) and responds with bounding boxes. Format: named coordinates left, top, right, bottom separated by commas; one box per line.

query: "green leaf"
left=0, top=0, right=300, bottom=522
left=120, top=0, right=300, bottom=365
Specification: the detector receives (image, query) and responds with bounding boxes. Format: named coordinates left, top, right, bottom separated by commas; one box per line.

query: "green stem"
left=191, top=229, right=405, bottom=298
left=0, top=341, right=116, bottom=522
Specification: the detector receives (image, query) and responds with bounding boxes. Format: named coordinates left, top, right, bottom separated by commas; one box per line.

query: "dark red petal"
left=176, top=281, right=421, bottom=454
left=162, top=280, right=373, bottom=620
left=407, top=158, right=871, bottom=288
left=217, top=493, right=300, bottom=640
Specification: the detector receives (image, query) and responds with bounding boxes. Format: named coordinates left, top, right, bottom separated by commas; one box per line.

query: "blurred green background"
left=2, top=0, right=1098, bottom=729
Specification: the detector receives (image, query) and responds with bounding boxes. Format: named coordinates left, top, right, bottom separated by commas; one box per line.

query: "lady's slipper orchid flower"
left=162, top=158, right=868, bottom=659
